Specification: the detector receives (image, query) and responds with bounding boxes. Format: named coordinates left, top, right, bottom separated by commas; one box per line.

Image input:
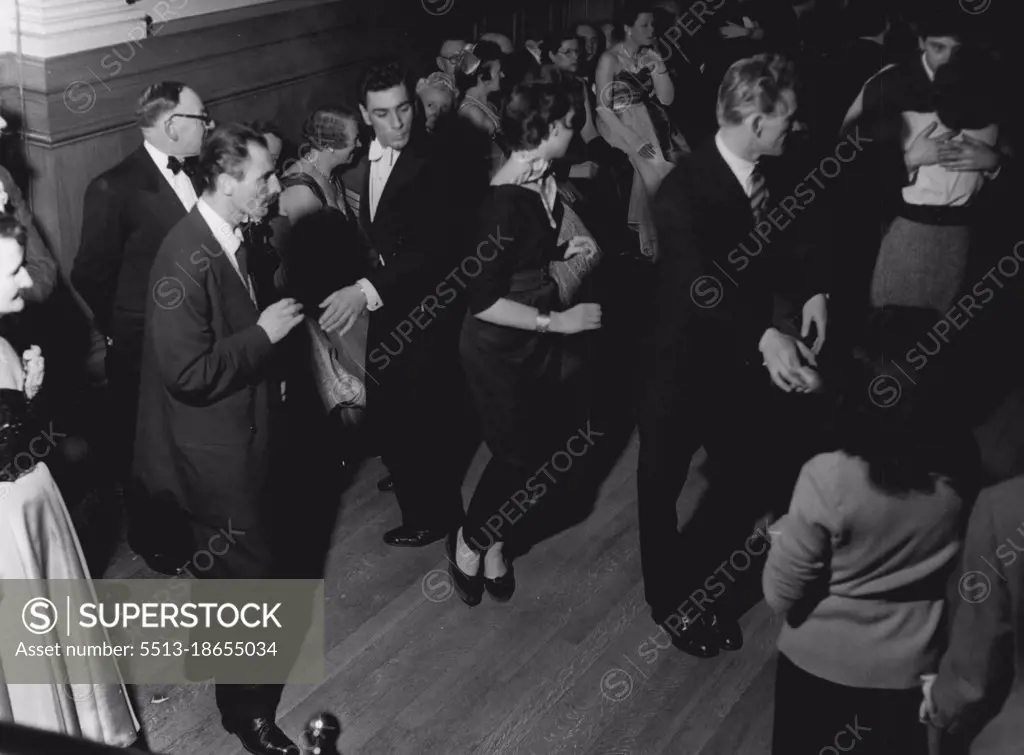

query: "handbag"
left=305, top=316, right=367, bottom=425
left=550, top=203, right=601, bottom=307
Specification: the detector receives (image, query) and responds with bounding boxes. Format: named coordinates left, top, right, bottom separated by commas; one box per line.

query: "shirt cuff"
left=357, top=278, right=383, bottom=311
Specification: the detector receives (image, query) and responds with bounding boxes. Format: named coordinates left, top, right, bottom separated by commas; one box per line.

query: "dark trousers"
left=772, top=653, right=929, bottom=755
left=188, top=512, right=286, bottom=725
left=636, top=362, right=823, bottom=623
left=370, top=359, right=466, bottom=532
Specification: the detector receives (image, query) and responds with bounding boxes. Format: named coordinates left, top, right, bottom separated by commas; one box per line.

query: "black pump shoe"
left=445, top=530, right=484, bottom=606
left=483, top=555, right=516, bottom=602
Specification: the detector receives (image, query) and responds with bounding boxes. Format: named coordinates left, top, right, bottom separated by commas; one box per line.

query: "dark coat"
left=71, top=144, right=196, bottom=357
left=355, top=133, right=460, bottom=385
left=133, top=205, right=278, bottom=532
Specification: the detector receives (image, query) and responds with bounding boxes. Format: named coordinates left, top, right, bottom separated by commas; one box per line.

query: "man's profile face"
left=361, top=85, right=414, bottom=150
left=230, top=143, right=280, bottom=222
left=438, top=39, right=467, bottom=75
left=263, top=133, right=283, bottom=166
left=920, top=36, right=960, bottom=73
left=166, top=87, right=211, bottom=157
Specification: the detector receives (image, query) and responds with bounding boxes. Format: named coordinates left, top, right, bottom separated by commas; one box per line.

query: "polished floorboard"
left=104, top=432, right=781, bottom=755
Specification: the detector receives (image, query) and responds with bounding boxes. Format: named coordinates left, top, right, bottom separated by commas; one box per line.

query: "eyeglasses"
left=170, top=112, right=213, bottom=128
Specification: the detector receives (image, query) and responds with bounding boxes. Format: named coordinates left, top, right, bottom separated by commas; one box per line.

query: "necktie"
left=749, top=165, right=769, bottom=223
left=235, top=243, right=255, bottom=304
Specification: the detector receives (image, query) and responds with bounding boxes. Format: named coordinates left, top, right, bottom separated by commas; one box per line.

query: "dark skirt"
left=871, top=213, right=971, bottom=313
left=772, top=653, right=930, bottom=755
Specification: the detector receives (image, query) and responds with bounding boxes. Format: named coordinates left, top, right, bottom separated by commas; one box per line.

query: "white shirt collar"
left=196, top=199, right=243, bottom=255
left=921, top=52, right=936, bottom=82
left=368, top=139, right=397, bottom=165
left=715, top=130, right=757, bottom=194
left=143, top=139, right=176, bottom=174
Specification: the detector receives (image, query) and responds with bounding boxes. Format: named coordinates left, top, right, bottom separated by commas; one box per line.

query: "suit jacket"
left=133, top=206, right=277, bottom=528
left=71, top=144, right=196, bottom=357
left=646, top=138, right=828, bottom=387
left=930, top=475, right=1024, bottom=755
left=356, top=133, right=459, bottom=382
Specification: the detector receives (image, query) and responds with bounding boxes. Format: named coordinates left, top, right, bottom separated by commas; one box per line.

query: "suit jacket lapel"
left=701, top=142, right=754, bottom=225
left=372, top=142, right=425, bottom=228
left=187, top=209, right=259, bottom=331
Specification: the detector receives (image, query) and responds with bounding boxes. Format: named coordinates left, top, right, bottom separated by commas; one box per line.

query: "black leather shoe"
left=445, top=530, right=484, bottom=606
left=224, top=717, right=299, bottom=755
left=376, top=475, right=394, bottom=492
left=383, top=526, right=447, bottom=547
left=708, top=612, right=743, bottom=651
left=662, top=615, right=719, bottom=658
left=483, top=556, right=515, bottom=602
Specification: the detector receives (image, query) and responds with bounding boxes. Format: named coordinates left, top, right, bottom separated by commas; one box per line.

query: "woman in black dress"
left=449, top=81, right=603, bottom=606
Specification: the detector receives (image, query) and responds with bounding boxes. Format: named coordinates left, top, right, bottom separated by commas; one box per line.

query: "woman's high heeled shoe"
left=483, top=554, right=516, bottom=603
left=446, top=529, right=484, bottom=607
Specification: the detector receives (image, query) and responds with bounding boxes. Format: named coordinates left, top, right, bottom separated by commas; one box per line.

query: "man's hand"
left=919, top=674, right=937, bottom=723
left=905, top=122, right=953, bottom=170
left=760, top=328, right=817, bottom=393
left=257, top=298, right=304, bottom=344
left=719, top=21, right=751, bottom=39
left=319, top=285, right=367, bottom=335
left=938, top=134, right=1000, bottom=173
left=801, top=293, right=827, bottom=355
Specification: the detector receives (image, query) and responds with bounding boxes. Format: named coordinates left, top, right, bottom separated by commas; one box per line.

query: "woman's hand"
left=565, top=235, right=597, bottom=260
left=551, top=303, right=602, bottom=334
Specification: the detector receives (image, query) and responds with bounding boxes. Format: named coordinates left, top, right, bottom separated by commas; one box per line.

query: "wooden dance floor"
left=105, top=433, right=782, bottom=755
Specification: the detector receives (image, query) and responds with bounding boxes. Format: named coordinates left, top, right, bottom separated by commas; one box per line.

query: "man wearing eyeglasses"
left=436, top=38, right=469, bottom=77
left=72, top=80, right=214, bottom=576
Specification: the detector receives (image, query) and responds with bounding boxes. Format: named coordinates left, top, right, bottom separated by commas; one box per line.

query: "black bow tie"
left=167, top=156, right=196, bottom=176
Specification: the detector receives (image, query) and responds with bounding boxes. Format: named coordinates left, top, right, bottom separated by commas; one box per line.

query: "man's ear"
left=750, top=113, right=764, bottom=139
left=359, top=104, right=372, bottom=127
left=215, top=171, right=235, bottom=197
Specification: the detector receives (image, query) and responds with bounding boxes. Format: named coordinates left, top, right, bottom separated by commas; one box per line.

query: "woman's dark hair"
left=833, top=307, right=980, bottom=499
left=501, top=80, right=575, bottom=152
left=0, top=215, right=27, bottom=248
left=196, top=123, right=268, bottom=194
left=455, top=40, right=504, bottom=93
left=526, top=65, right=586, bottom=131
left=934, top=48, right=998, bottom=131
left=613, top=2, right=656, bottom=42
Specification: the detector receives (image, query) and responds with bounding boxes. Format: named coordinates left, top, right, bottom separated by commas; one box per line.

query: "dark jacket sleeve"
left=1, top=167, right=57, bottom=303
left=71, top=175, right=124, bottom=333
left=149, top=252, right=275, bottom=406
left=930, top=493, right=1014, bottom=735
left=651, top=169, right=773, bottom=363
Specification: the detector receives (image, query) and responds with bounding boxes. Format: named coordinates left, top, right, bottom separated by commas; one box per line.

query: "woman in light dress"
left=595, top=2, right=687, bottom=260
left=0, top=207, right=141, bottom=750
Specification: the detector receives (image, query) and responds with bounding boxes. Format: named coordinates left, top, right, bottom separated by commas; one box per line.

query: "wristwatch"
left=535, top=313, right=551, bottom=333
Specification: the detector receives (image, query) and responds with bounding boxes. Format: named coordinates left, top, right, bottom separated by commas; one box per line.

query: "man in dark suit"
left=71, top=81, right=212, bottom=574
left=637, top=53, right=829, bottom=658
left=317, top=61, right=464, bottom=548
left=135, top=123, right=304, bottom=755
left=924, top=474, right=1024, bottom=755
